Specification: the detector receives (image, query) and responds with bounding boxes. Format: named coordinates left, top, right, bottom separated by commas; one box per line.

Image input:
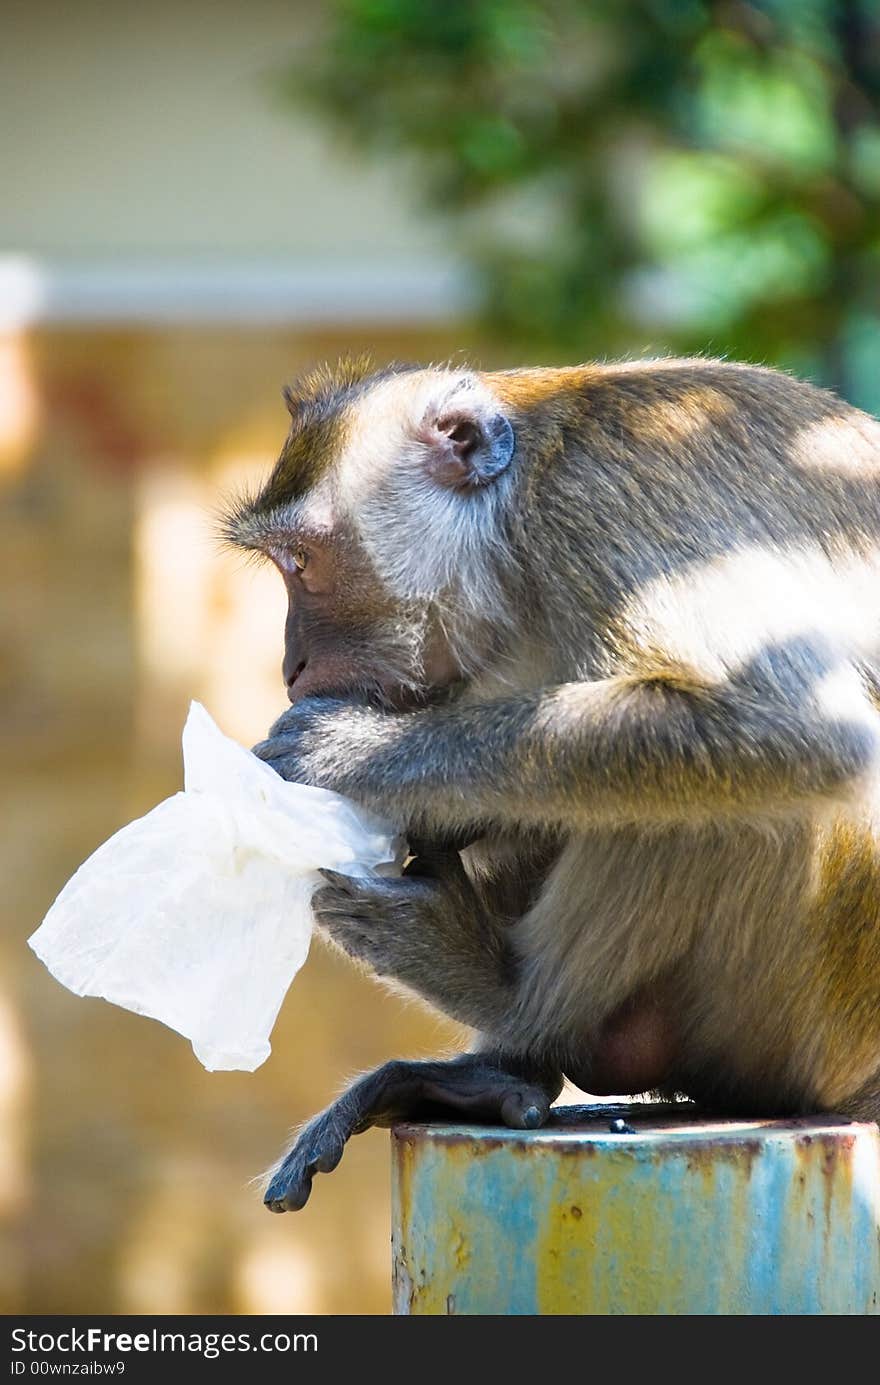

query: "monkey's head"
left=221, top=359, right=518, bottom=709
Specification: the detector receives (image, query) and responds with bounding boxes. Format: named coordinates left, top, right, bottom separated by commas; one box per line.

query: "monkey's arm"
left=254, top=647, right=877, bottom=834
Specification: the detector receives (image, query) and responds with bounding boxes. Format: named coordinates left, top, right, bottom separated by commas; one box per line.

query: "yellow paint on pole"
left=391, top=1104, right=880, bottom=1315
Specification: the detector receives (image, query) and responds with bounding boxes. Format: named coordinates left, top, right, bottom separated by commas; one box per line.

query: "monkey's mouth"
left=286, top=661, right=307, bottom=696
left=285, top=659, right=433, bottom=711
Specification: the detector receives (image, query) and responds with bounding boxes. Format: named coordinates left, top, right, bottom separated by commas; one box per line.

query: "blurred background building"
left=2, top=0, right=878, bottom=1314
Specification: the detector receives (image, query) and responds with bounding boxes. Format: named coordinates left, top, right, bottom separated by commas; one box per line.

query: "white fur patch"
left=332, top=369, right=517, bottom=662
left=618, top=541, right=880, bottom=684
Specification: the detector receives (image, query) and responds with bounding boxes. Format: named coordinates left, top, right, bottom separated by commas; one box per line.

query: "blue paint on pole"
left=391, top=1104, right=880, bottom=1315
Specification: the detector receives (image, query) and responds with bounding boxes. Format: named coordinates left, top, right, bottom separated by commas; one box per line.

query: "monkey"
left=220, top=354, right=880, bottom=1213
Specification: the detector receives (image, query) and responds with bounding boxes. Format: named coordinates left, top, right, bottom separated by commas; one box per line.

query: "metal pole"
left=391, top=1103, right=880, bottom=1314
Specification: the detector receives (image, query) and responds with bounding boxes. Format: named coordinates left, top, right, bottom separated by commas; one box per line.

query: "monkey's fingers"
left=250, top=738, right=310, bottom=786
left=264, top=1157, right=313, bottom=1213
left=250, top=737, right=275, bottom=760
left=313, top=868, right=422, bottom=927
left=316, top=867, right=365, bottom=891
left=312, top=870, right=427, bottom=974
left=251, top=736, right=291, bottom=765
left=264, top=1116, right=348, bottom=1214
left=316, top=867, right=422, bottom=905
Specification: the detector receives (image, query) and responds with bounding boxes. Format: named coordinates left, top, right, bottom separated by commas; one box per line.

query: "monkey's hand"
left=252, top=696, right=378, bottom=789
left=311, top=858, right=515, bottom=1031
left=312, top=856, right=483, bottom=975
left=311, top=868, right=432, bottom=978
left=253, top=696, right=486, bottom=842
left=254, top=699, right=478, bottom=849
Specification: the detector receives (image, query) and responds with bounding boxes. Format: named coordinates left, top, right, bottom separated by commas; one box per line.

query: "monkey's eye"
left=291, top=547, right=308, bottom=572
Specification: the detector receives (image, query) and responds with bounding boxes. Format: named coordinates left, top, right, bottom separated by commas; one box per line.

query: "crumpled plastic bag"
left=28, top=701, right=403, bottom=1072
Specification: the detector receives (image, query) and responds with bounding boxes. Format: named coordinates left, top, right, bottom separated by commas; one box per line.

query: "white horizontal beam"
left=0, top=256, right=474, bottom=329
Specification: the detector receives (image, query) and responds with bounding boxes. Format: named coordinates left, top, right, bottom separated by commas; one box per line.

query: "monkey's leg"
left=264, top=1051, right=562, bottom=1213
left=312, top=849, right=516, bottom=1031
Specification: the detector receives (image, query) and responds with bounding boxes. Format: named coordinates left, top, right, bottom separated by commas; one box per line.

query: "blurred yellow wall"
left=0, top=1, right=484, bottom=1316
left=1, top=324, right=487, bottom=1315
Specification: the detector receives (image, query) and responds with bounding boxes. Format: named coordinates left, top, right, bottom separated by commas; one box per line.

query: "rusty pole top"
left=391, top=1103, right=880, bottom=1315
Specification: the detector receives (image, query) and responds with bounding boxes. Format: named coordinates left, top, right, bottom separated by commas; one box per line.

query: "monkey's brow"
left=221, top=497, right=330, bottom=553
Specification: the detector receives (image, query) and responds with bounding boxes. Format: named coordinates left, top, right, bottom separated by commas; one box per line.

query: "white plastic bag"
left=29, top=702, right=403, bottom=1071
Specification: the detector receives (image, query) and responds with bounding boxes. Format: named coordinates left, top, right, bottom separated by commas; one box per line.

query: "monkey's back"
left=488, top=359, right=880, bottom=1116
left=498, top=360, right=880, bottom=667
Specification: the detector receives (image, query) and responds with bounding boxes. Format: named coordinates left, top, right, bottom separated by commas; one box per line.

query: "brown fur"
left=233, top=356, right=880, bottom=1210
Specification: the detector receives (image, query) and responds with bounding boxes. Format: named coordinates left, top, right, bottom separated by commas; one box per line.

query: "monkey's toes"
left=264, top=1163, right=312, bottom=1214
left=499, top=1087, right=551, bottom=1131
left=263, top=1121, right=348, bottom=1213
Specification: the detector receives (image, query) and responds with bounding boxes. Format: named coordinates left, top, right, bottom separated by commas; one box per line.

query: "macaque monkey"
left=222, top=356, right=880, bottom=1213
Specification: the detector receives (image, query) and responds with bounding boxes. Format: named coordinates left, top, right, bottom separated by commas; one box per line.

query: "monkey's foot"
left=264, top=1107, right=349, bottom=1213
left=263, top=1055, right=562, bottom=1213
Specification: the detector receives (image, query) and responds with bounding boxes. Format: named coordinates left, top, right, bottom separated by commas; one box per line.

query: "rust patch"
left=794, top=1131, right=856, bottom=1167
left=392, top=1110, right=868, bottom=1177
left=679, top=1137, right=762, bottom=1180
left=392, top=1131, right=415, bottom=1242
left=393, top=1122, right=509, bottom=1156
left=392, top=1254, right=415, bottom=1315
left=792, top=1130, right=857, bottom=1239
left=552, top=1142, right=599, bottom=1159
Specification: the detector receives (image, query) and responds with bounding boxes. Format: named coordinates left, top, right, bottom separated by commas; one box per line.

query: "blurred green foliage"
left=290, top=0, right=880, bottom=406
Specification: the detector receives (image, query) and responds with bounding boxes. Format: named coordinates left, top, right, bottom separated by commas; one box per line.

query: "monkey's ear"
left=418, top=406, right=515, bottom=491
